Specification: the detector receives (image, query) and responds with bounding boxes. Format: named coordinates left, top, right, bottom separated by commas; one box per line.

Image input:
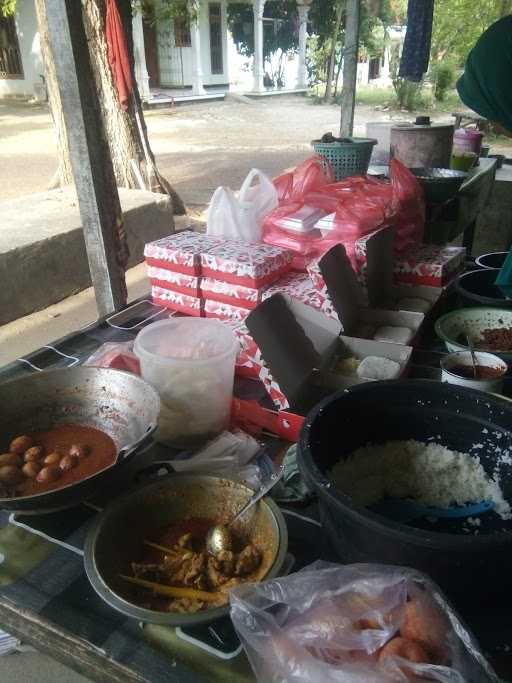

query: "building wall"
left=156, top=0, right=229, bottom=88
left=0, top=0, right=43, bottom=98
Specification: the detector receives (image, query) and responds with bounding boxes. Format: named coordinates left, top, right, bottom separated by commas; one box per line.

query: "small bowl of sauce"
left=441, top=351, right=508, bottom=393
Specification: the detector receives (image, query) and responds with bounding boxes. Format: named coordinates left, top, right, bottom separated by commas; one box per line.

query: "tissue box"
left=204, top=299, right=251, bottom=322
left=144, top=232, right=221, bottom=275
left=151, top=285, right=203, bottom=316
left=200, top=278, right=262, bottom=310
left=262, top=272, right=326, bottom=311
left=201, top=242, right=292, bottom=288
left=394, top=245, right=466, bottom=287
left=147, top=266, right=201, bottom=297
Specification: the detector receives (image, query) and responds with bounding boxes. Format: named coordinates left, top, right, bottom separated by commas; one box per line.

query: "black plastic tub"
left=475, top=252, right=508, bottom=270
left=298, top=380, right=512, bottom=608
left=455, top=268, right=512, bottom=307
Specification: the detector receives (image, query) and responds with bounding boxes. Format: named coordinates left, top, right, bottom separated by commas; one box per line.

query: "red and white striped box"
left=144, top=232, right=221, bottom=275
left=306, top=260, right=339, bottom=320
left=394, top=245, right=466, bottom=287
left=262, top=271, right=326, bottom=311
left=200, top=277, right=262, bottom=310
left=218, top=320, right=260, bottom=379
left=146, top=266, right=201, bottom=297
left=151, top=285, right=203, bottom=317
left=200, top=242, right=292, bottom=288
left=204, top=299, right=251, bottom=322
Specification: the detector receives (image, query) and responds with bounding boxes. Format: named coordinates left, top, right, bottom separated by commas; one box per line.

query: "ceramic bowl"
left=435, top=306, right=512, bottom=360
left=441, top=351, right=507, bottom=393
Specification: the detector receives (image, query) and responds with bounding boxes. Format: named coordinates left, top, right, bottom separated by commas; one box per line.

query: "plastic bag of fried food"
left=229, top=561, right=498, bottom=683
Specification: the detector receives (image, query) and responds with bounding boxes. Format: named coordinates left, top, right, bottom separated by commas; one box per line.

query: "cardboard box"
left=200, top=242, right=292, bottom=288
left=245, top=293, right=412, bottom=414
left=308, top=244, right=424, bottom=345
left=354, top=225, right=395, bottom=303
left=151, top=285, right=203, bottom=316
left=387, top=284, right=443, bottom=315
left=262, top=271, right=326, bottom=311
left=204, top=298, right=251, bottom=322
left=200, top=278, right=262, bottom=309
left=147, top=266, right=201, bottom=297
left=394, top=244, right=466, bottom=287
left=144, top=232, right=221, bottom=275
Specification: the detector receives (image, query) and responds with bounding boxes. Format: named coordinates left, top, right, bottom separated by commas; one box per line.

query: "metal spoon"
left=206, top=464, right=284, bottom=556
left=466, top=331, right=478, bottom=378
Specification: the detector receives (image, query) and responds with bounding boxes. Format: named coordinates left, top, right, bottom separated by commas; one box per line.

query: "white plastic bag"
left=230, top=562, right=498, bottom=683
left=207, top=168, right=278, bottom=243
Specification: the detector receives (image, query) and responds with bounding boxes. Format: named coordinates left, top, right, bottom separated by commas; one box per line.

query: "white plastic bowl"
left=441, top=351, right=507, bottom=394
left=134, top=318, right=238, bottom=447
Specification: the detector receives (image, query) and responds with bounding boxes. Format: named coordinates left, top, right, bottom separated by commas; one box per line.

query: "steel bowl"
left=84, top=473, right=288, bottom=626
left=0, top=367, right=160, bottom=513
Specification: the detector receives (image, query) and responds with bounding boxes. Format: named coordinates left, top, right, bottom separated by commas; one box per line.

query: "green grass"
left=355, top=86, right=395, bottom=107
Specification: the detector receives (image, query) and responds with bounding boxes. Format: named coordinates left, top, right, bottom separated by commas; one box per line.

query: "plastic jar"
left=453, top=128, right=484, bottom=156
left=134, top=318, right=238, bottom=447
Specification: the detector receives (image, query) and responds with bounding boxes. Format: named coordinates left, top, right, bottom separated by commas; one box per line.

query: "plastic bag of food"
left=390, top=159, right=425, bottom=254
left=230, top=561, right=497, bottom=683
left=273, top=156, right=335, bottom=203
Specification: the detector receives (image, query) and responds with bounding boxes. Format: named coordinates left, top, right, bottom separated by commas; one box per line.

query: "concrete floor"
left=0, top=95, right=469, bottom=209
left=0, top=650, right=92, bottom=682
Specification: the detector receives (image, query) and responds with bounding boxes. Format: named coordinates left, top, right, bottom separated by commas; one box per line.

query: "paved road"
left=0, top=95, right=450, bottom=211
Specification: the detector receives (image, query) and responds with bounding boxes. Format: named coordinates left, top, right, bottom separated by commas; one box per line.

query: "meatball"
left=22, top=462, right=41, bottom=479
left=0, top=465, right=23, bottom=485
left=24, top=446, right=44, bottom=462
left=9, top=435, right=34, bottom=454
left=43, top=452, right=62, bottom=466
left=69, top=444, right=90, bottom=459
left=0, top=452, right=22, bottom=468
left=36, top=465, right=62, bottom=484
left=59, top=454, right=78, bottom=472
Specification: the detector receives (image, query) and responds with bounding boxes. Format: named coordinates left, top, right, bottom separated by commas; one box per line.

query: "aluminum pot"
left=0, top=367, right=160, bottom=513
left=84, top=473, right=288, bottom=627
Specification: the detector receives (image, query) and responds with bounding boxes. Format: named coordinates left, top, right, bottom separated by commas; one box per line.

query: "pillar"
left=132, top=10, right=150, bottom=101
left=253, top=0, right=265, bottom=92
left=296, top=1, right=310, bottom=89
left=189, top=0, right=206, bottom=95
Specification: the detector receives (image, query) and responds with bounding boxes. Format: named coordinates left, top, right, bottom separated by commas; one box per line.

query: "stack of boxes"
left=144, top=233, right=292, bottom=321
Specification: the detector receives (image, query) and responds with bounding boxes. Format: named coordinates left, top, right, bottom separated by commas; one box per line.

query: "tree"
left=2, top=0, right=186, bottom=214
left=431, top=0, right=507, bottom=66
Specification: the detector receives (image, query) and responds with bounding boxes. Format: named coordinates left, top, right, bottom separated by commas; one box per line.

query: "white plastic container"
left=134, top=318, right=238, bottom=447
left=441, top=351, right=507, bottom=394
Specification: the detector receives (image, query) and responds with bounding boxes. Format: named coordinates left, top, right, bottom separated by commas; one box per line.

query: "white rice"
left=331, top=440, right=511, bottom=520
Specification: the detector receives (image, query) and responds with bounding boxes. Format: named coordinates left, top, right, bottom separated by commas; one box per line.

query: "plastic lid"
left=134, top=318, right=237, bottom=363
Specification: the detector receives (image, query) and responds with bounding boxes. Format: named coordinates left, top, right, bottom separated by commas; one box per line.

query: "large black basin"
left=298, top=380, right=512, bottom=608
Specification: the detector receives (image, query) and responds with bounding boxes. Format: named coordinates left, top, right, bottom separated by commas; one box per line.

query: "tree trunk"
left=35, top=0, right=186, bottom=215
left=324, top=1, right=344, bottom=103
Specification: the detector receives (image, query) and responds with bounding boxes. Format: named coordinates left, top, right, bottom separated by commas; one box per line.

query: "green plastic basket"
left=311, top=137, right=377, bottom=181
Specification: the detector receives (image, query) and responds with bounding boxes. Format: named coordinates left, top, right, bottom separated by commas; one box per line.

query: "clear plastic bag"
left=230, top=561, right=498, bottom=683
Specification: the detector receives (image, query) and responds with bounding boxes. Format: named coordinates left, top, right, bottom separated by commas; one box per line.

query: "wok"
left=0, top=367, right=160, bottom=513
left=84, top=473, right=288, bottom=627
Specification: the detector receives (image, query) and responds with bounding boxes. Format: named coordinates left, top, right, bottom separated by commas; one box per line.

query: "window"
left=174, top=15, right=191, bottom=48
left=0, top=15, right=23, bottom=79
left=209, top=3, right=223, bottom=75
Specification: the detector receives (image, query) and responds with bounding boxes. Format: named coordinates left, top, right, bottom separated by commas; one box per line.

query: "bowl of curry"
left=0, top=367, right=160, bottom=512
left=84, top=473, right=288, bottom=626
